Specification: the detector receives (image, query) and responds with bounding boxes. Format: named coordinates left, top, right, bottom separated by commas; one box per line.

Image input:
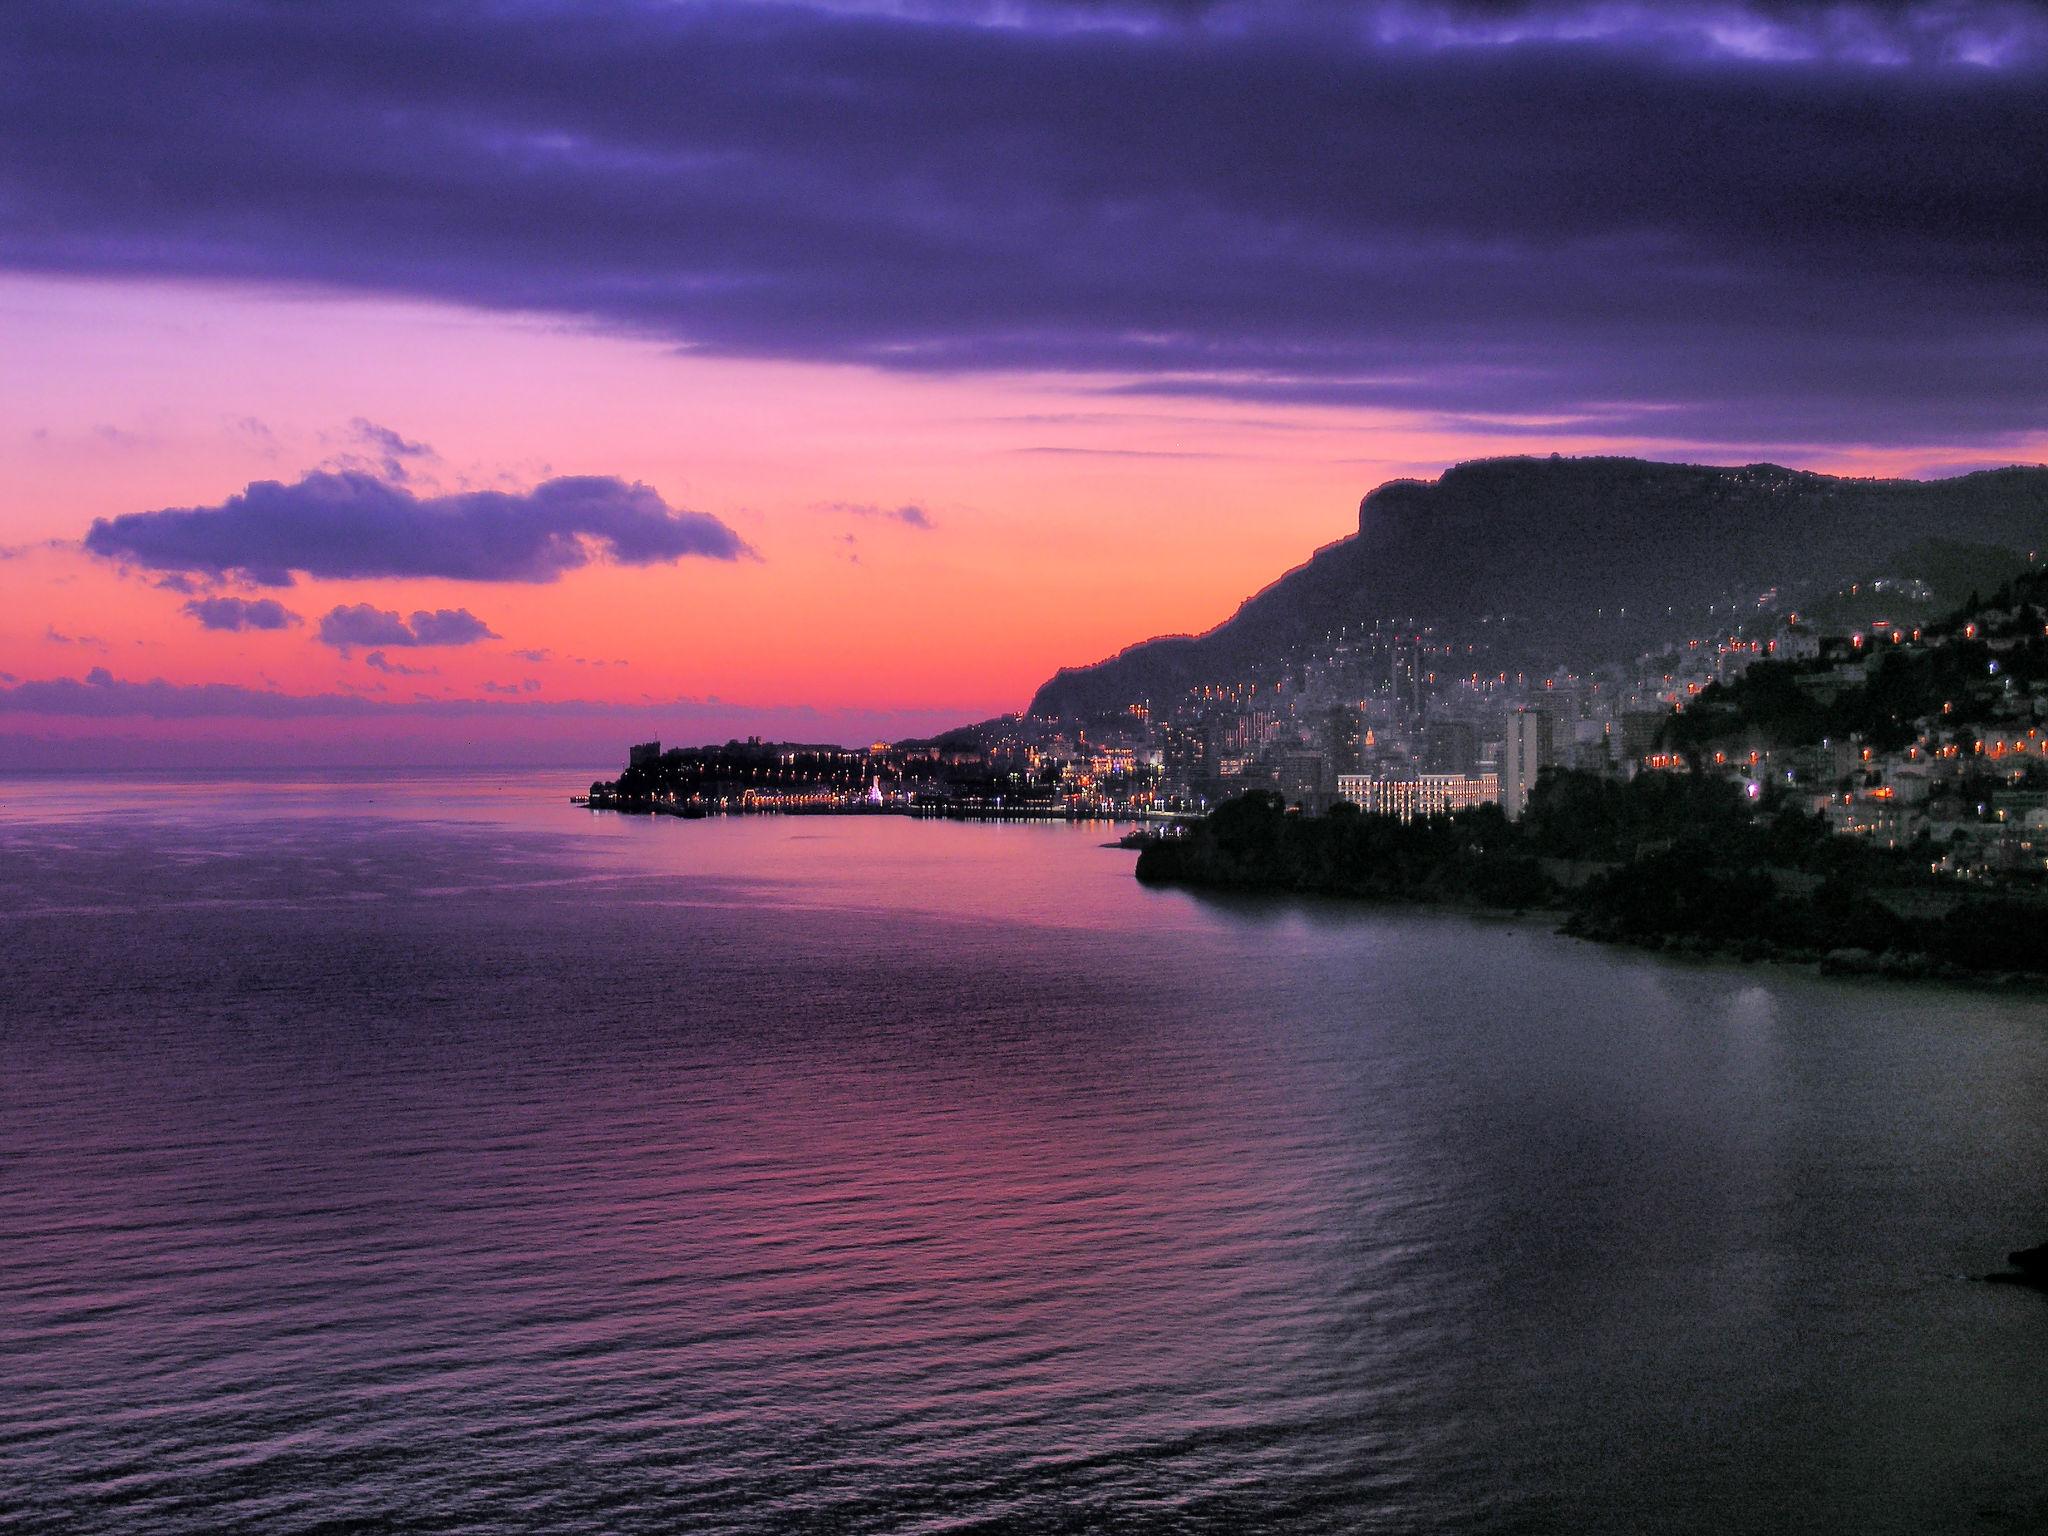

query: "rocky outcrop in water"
left=1986, top=1241, right=2048, bottom=1290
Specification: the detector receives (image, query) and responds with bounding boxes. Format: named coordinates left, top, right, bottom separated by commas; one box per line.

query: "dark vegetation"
left=1666, top=572, right=2048, bottom=759
left=1136, top=771, right=2048, bottom=980
left=1666, top=638, right=2040, bottom=756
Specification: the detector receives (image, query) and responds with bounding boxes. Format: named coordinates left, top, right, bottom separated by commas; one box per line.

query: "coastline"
left=1141, top=864, right=2048, bottom=991
left=575, top=796, right=1153, bottom=824
left=1133, top=780, right=2048, bottom=991
left=571, top=770, right=2048, bottom=990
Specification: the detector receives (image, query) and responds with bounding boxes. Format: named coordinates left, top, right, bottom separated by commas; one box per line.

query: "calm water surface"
left=2, top=770, right=2045, bottom=1533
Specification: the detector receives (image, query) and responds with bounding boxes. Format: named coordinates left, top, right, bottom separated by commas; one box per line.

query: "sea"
left=2, top=768, right=2044, bottom=1534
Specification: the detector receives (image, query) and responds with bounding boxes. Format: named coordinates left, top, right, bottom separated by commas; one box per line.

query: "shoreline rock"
left=1981, top=1241, right=2048, bottom=1291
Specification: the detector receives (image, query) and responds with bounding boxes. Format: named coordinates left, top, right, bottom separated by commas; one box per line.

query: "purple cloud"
left=363, top=650, right=434, bottom=676
left=832, top=502, right=937, bottom=530
left=181, top=595, right=302, bottom=631
left=0, top=666, right=384, bottom=720
left=4, top=2, right=2048, bottom=448
left=318, top=604, right=498, bottom=650
left=339, top=418, right=437, bottom=482
left=83, top=471, right=755, bottom=586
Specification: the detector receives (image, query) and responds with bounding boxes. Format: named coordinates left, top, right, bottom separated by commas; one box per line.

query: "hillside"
left=1027, top=456, right=2048, bottom=719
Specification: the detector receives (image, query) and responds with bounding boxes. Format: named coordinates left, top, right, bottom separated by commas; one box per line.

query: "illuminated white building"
left=1335, top=772, right=1499, bottom=821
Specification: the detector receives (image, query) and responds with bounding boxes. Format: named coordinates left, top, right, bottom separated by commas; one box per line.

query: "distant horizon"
left=9, top=445, right=2048, bottom=770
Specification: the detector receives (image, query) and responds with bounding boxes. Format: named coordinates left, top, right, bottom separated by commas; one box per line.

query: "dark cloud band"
left=0, top=668, right=954, bottom=735
left=5, top=2, right=2048, bottom=445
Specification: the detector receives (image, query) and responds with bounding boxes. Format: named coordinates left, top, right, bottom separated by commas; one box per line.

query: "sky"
left=3, top=0, right=2047, bottom=766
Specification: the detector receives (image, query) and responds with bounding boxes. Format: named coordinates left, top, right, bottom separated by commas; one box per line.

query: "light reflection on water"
left=2, top=770, right=2045, bottom=1534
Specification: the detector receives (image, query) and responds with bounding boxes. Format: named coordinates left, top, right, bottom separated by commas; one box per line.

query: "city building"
left=1618, top=709, right=1668, bottom=768
left=1204, top=712, right=1254, bottom=764
left=1335, top=771, right=1499, bottom=821
left=1278, top=749, right=1333, bottom=811
left=1161, top=722, right=1206, bottom=793
left=1501, top=707, right=1556, bottom=818
left=1318, top=706, right=1367, bottom=775
left=1423, top=720, right=1480, bottom=775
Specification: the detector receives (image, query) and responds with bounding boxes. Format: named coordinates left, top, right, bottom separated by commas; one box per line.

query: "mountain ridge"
left=1026, top=455, right=2048, bottom=719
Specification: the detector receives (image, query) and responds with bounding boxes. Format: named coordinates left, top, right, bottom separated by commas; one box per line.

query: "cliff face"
left=1026, top=455, right=2048, bottom=720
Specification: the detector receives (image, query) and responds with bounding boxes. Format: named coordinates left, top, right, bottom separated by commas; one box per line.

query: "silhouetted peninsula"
left=1136, top=771, right=2048, bottom=984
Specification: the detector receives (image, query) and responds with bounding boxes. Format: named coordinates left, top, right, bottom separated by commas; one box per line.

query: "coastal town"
left=586, top=560, right=2048, bottom=882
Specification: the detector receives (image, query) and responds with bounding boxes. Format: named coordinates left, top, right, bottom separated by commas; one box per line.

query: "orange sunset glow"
left=7, top=274, right=2039, bottom=766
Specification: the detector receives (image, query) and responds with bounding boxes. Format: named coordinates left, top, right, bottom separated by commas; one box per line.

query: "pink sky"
left=2, top=274, right=2040, bottom=767
left=7, top=0, right=2048, bottom=768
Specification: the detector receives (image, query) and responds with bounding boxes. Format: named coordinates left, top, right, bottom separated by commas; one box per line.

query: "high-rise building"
left=1318, top=706, right=1366, bottom=775
left=1501, top=708, right=1556, bottom=818
left=1204, top=711, right=1254, bottom=764
left=1423, top=720, right=1479, bottom=775
left=1161, top=722, right=1206, bottom=793
left=1278, top=750, right=1333, bottom=811
left=1388, top=633, right=1425, bottom=718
